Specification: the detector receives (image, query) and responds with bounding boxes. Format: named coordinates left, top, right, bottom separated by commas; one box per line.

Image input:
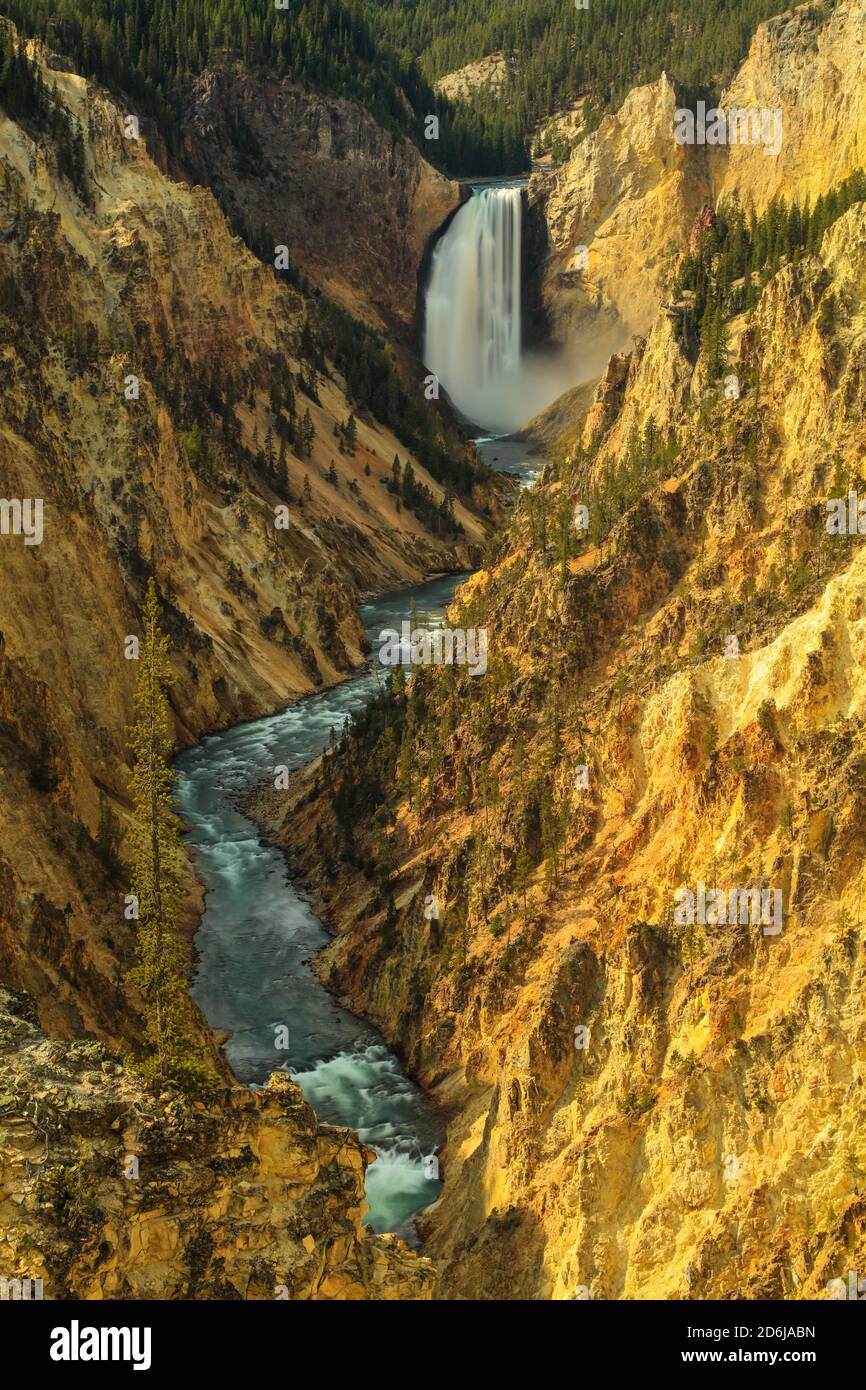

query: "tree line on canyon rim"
left=5, top=0, right=821, bottom=179
left=0, top=19, right=87, bottom=197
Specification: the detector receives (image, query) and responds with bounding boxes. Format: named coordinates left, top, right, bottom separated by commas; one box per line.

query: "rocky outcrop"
left=0, top=989, right=433, bottom=1299
left=713, top=0, right=866, bottom=211
left=528, top=73, right=709, bottom=344
left=177, top=67, right=462, bottom=334
left=436, top=53, right=514, bottom=103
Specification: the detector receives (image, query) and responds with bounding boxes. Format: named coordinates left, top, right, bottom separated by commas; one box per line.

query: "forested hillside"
left=675, top=168, right=866, bottom=356
left=368, top=0, right=810, bottom=163
left=1, top=0, right=525, bottom=173
left=3, top=0, right=815, bottom=177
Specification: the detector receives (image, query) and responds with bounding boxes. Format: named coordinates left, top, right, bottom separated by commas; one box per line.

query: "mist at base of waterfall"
left=450, top=340, right=612, bottom=435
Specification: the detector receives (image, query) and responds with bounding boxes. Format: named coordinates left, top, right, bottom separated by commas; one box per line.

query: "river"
left=180, top=178, right=546, bottom=1245
left=178, top=441, right=541, bottom=1244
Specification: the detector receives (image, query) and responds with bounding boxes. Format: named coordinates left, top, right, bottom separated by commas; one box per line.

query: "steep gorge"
left=258, top=4, right=866, bottom=1300
left=0, top=33, right=490, bottom=1301
left=0, top=40, right=492, bottom=1047
left=3, top=0, right=866, bottom=1308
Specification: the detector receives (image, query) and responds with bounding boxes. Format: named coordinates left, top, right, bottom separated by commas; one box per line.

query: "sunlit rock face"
left=0, top=989, right=434, bottom=1300
left=713, top=1, right=866, bottom=212
left=532, top=2, right=866, bottom=369
left=529, top=73, right=709, bottom=349
left=273, top=197, right=866, bottom=1300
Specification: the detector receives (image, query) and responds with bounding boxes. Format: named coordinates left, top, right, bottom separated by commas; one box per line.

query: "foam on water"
left=288, top=1044, right=442, bottom=1239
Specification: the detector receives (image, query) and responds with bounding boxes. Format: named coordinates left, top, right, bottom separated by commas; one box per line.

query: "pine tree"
left=277, top=437, right=289, bottom=494
left=702, top=300, right=728, bottom=383
left=344, top=413, right=357, bottom=455
left=299, top=407, right=314, bottom=458
left=513, top=847, right=532, bottom=929
left=127, top=579, right=213, bottom=1094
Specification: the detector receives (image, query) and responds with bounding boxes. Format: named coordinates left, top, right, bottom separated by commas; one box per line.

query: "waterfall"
left=424, top=185, right=524, bottom=433
left=424, top=181, right=622, bottom=434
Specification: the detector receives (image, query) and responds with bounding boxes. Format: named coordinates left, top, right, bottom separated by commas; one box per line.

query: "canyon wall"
left=265, top=192, right=866, bottom=1299
left=0, top=44, right=486, bottom=1048
left=0, top=34, right=467, bottom=1300
left=713, top=0, right=866, bottom=210
left=177, top=67, right=463, bottom=335
left=528, top=72, right=708, bottom=345
left=530, top=0, right=866, bottom=378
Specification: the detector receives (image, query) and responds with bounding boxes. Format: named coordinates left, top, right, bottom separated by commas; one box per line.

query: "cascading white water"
left=424, top=182, right=606, bottom=433
left=424, top=185, right=525, bottom=432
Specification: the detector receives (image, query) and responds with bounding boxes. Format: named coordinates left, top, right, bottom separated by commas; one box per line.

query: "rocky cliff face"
left=530, top=1, right=866, bottom=367
left=529, top=73, right=708, bottom=344
left=714, top=0, right=866, bottom=211
left=0, top=44, right=487, bottom=1049
left=0, top=988, right=433, bottom=1299
left=436, top=53, right=514, bottom=103
left=177, top=66, right=462, bottom=335
left=262, top=183, right=866, bottom=1299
